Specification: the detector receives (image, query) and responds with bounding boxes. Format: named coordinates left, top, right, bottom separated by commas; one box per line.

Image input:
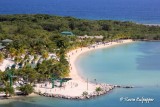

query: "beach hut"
left=61, top=31, right=74, bottom=36
left=2, top=39, right=13, bottom=43
left=1, top=39, right=13, bottom=45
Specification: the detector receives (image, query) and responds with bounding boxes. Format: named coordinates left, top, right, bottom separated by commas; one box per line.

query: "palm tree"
left=95, top=87, right=102, bottom=94
left=3, top=82, right=15, bottom=97
left=36, top=62, right=48, bottom=80
left=9, top=48, right=16, bottom=59
left=24, top=67, right=38, bottom=84
left=29, top=48, right=35, bottom=56
left=33, top=54, right=38, bottom=62
left=24, top=54, right=29, bottom=61
left=50, top=64, right=62, bottom=78
left=42, top=51, right=49, bottom=60
left=56, top=49, right=66, bottom=58
left=34, top=54, right=38, bottom=59
left=18, top=47, right=25, bottom=56
left=15, top=49, right=21, bottom=58
left=0, top=52, right=4, bottom=64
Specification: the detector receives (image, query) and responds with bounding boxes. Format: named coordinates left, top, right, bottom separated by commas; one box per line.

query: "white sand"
left=0, top=58, right=14, bottom=72
left=34, top=39, right=133, bottom=97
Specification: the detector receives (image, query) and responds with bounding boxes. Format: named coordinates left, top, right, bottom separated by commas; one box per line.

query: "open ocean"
left=0, top=0, right=160, bottom=24
left=0, top=0, right=160, bottom=107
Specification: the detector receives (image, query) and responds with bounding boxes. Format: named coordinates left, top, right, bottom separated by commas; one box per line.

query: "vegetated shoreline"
left=143, top=24, right=160, bottom=26
left=0, top=39, right=134, bottom=101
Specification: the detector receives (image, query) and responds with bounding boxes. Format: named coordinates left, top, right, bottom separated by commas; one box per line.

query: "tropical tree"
left=18, top=47, right=25, bottom=56
left=0, top=24, right=3, bottom=32
left=36, top=61, right=49, bottom=80
left=0, top=71, right=8, bottom=84
left=0, top=87, right=3, bottom=92
left=95, top=87, right=102, bottom=94
left=27, top=68, right=39, bottom=84
left=14, top=56, right=22, bottom=64
left=24, top=54, right=29, bottom=61
left=0, top=52, right=4, bottom=63
left=22, top=67, right=39, bottom=84
left=82, top=91, right=88, bottom=97
left=33, top=54, right=38, bottom=61
left=9, top=48, right=17, bottom=58
left=42, top=51, right=49, bottom=60
left=49, top=64, right=63, bottom=78
left=3, top=82, right=15, bottom=97
left=19, top=84, right=34, bottom=95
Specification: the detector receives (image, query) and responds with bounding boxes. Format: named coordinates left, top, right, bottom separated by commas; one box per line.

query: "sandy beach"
left=34, top=39, right=133, bottom=98
left=0, top=58, right=14, bottom=71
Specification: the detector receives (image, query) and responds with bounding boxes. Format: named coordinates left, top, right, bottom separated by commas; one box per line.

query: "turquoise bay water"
left=76, top=42, right=160, bottom=87
left=1, top=41, right=160, bottom=107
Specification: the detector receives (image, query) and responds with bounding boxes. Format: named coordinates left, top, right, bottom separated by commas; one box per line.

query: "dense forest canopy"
left=0, top=14, right=160, bottom=42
